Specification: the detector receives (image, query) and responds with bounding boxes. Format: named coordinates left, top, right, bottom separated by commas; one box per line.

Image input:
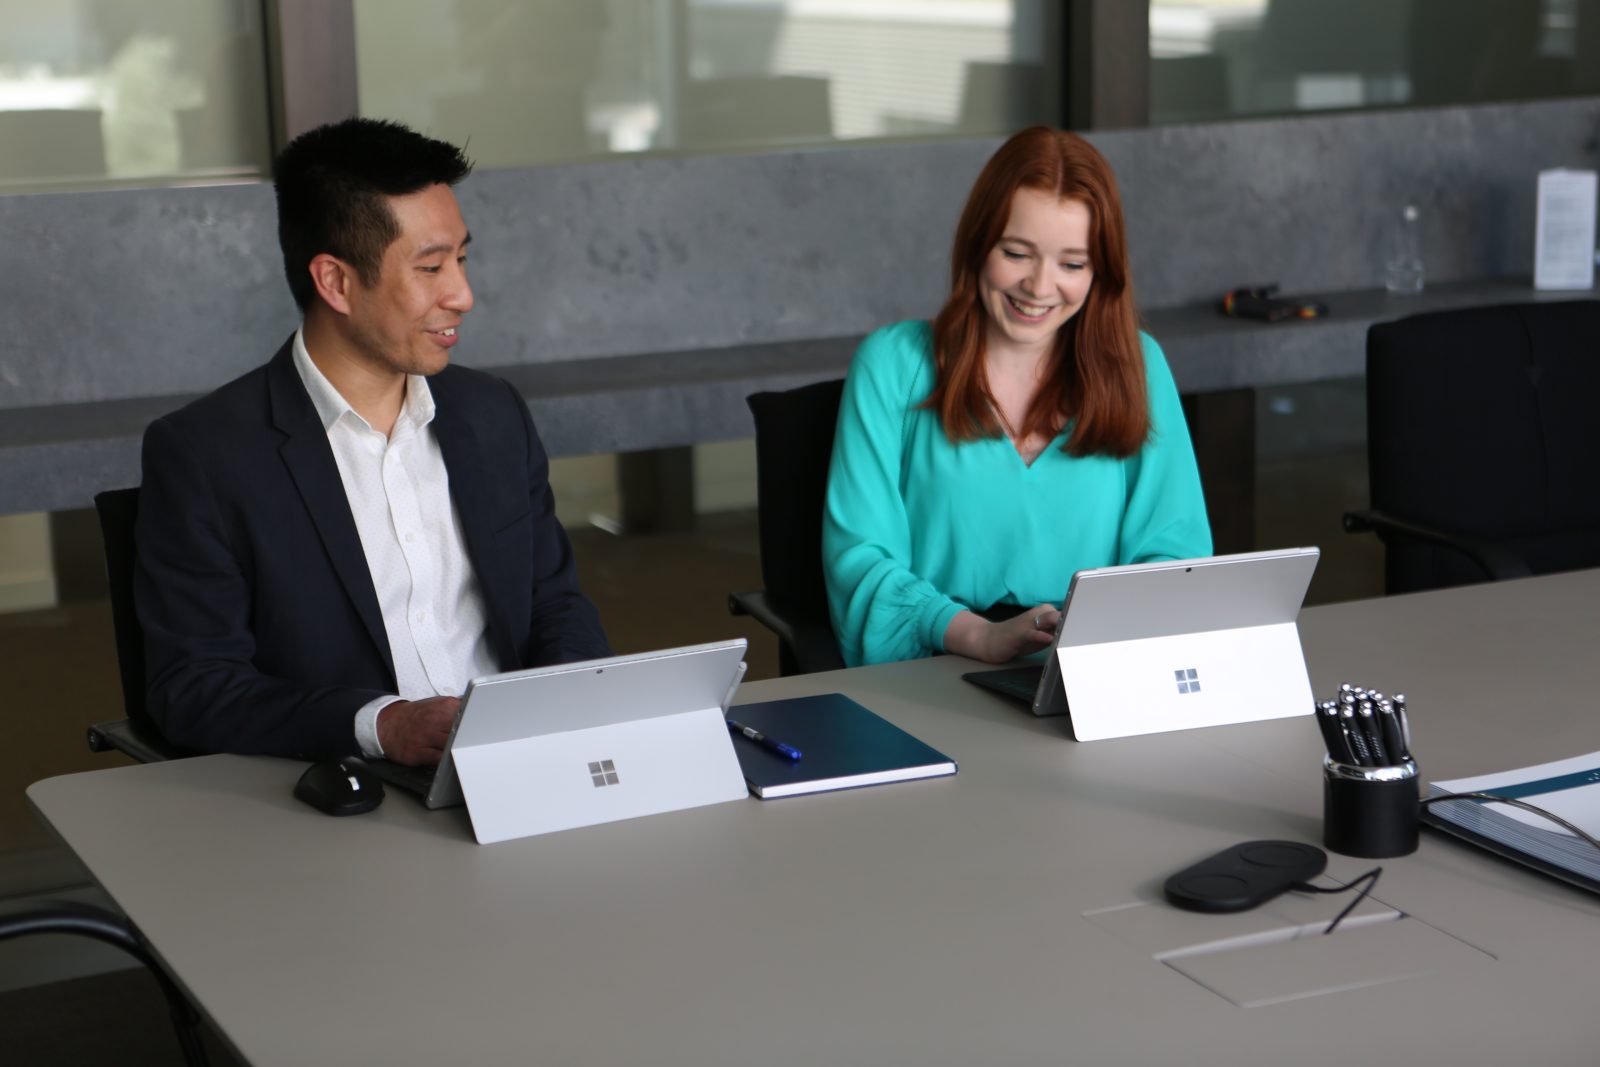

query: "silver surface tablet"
left=363, top=638, right=749, bottom=809
left=966, top=548, right=1319, bottom=736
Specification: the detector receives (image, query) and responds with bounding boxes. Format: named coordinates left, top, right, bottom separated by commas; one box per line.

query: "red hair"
left=924, top=127, right=1148, bottom=457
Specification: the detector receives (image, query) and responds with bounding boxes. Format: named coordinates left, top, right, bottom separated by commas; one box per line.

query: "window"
left=354, top=0, right=1055, bottom=168
left=0, top=0, right=271, bottom=192
left=1150, top=0, right=1600, bottom=125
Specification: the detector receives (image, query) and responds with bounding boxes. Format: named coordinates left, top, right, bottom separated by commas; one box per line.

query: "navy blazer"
left=134, top=339, right=610, bottom=759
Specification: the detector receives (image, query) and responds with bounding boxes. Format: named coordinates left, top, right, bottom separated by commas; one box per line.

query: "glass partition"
left=1151, top=0, right=1600, bottom=125
left=354, top=0, right=1054, bottom=168
left=0, top=0, right=271, bottom=192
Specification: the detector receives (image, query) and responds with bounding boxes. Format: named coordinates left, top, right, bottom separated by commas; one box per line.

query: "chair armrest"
left=728, top=590, right=846, bottom=674
left=0, top=901, right=209, bottom=1066
left=728, top=589, right=794, bottom=640
left=87, top=718, right=193, bottom=763
left=1342, top=509, right=1534, bottom=582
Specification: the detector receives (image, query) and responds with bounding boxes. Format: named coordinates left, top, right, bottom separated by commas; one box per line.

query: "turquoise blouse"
left=822, top=320, right=1213, bottom=667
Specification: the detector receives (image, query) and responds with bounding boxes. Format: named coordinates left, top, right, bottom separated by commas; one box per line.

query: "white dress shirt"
left=292, top=328, right=499, bottom=757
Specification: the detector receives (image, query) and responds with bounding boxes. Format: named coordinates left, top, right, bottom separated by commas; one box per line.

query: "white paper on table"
left=1534, top=168, right=1597, bottom=291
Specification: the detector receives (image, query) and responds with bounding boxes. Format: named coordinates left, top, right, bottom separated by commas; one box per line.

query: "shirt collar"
left=291, top=326, right=436, bottom=434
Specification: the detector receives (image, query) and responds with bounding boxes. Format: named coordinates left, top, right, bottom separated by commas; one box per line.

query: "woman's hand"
left=943, top=604, right=1061, bottom=664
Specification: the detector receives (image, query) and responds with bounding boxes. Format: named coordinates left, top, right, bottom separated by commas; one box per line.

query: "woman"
left=822, top=127, right=1212, bottom=668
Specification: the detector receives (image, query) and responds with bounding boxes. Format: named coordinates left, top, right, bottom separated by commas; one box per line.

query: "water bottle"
left=1384, top=204, right=1424, bottom=294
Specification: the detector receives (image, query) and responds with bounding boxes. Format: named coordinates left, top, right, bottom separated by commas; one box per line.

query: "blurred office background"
left=6, top=0, right=1595, bottom=194
left=1, top=4, right=1598, bottom=1054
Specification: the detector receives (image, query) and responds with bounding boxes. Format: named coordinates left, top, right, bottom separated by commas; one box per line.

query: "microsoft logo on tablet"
left=588, top=759, right=619, bottom=787
left=1174, top=668, right=1201, bottom=694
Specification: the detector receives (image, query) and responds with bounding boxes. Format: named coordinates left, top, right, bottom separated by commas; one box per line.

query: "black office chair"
left=728, top=378, right=848, bottom=676
left=0, top=901, right=210, bottom=1065
left=86, top=487, right=191, bottom=762
left=1344, top=300, right=1600, bottom=594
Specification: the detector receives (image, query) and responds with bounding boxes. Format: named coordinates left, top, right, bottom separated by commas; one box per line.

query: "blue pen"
left=727, top=719, right=802, bottom=761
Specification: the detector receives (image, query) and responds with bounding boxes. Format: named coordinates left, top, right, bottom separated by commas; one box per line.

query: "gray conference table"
left=29, top=571, right=1600, bottom=1065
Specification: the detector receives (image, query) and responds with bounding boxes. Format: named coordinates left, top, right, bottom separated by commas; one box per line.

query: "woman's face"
left=978, top=187, right=1094, bottom=357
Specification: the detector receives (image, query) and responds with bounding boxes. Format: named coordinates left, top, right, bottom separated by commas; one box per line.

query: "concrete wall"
left=2, top=96, right=1596, bottom=414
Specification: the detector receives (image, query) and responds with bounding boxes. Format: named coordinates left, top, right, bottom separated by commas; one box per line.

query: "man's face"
left=343, top=183, right=474, bottom=378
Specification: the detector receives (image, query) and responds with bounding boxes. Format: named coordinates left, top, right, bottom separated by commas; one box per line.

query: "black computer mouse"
left=294, top=760, right=385, bottom=816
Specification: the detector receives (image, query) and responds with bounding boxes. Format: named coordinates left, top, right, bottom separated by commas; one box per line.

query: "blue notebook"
left=727, top=693, right=957, bottom=799
left=1422, top=752, right=1600, bottom=896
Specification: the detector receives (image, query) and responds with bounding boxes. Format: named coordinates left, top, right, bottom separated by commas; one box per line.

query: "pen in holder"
left=1314, top=684, right=1419, bottom=858
left=1323, top=757, right=1419, bottom=858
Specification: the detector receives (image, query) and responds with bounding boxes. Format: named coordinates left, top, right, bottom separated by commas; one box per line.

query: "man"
left=135, top=118, right=610, bottom=766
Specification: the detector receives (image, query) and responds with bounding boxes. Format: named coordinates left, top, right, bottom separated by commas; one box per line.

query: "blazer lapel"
left=266, top=344, right=396, bottom=681
left=432, top=396, right=518, bottom=669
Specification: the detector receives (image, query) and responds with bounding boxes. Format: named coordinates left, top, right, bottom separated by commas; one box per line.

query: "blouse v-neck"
left=821, top=319, right=1214, bottom=667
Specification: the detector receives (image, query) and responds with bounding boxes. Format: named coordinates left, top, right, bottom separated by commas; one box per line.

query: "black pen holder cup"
left=1322, top=758, right=1420, bottom=859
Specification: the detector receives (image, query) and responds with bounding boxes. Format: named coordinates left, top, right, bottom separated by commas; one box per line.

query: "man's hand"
left=376, top=696, right=462, bottom=767
left=944, top=604, right=1061, bottom=664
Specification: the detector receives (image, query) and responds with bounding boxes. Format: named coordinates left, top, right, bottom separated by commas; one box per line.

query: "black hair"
left=272, top=118, right=474, bottom=311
